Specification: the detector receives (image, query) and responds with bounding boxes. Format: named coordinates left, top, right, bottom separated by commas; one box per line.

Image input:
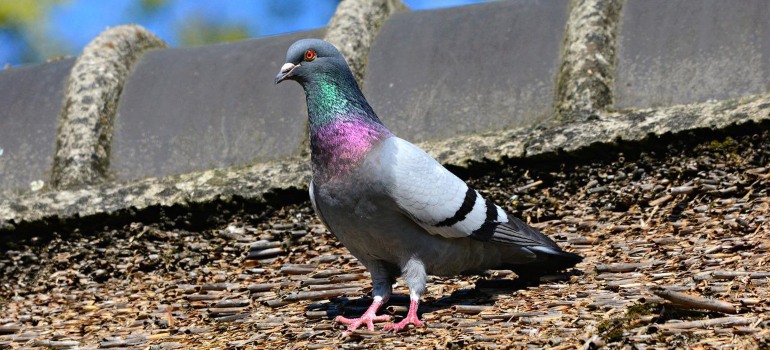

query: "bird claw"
left=383, top=315, right=425, bottom=332
left=335, top=313, right=391, bottom=333
left=382, top=298, right=425, bottom=332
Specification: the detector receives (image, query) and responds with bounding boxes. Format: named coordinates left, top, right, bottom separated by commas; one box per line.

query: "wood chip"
left=652, top=287, right=738, bottom=314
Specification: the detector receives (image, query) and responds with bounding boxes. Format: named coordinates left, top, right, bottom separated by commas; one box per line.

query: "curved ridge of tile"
left=51, top=24, right=167, bottom=190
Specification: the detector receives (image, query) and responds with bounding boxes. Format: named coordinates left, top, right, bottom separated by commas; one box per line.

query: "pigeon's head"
left=275, top=39, right=348, bottom=85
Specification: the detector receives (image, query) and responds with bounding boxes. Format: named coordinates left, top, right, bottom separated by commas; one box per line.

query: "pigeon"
left=275, top=39, right=582, bottom=333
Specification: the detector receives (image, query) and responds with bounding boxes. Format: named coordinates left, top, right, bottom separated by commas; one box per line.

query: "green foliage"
left=0, top=1, right=50, bottom=26
left=177, top=15, right=250, bottom=47
left=131, top=0, right=170, bottom=17
left=1, top=0, right=255, bottom=65
left=0, top=0, right=68, bottom=64
left=139, top=0, right=168, bottom=13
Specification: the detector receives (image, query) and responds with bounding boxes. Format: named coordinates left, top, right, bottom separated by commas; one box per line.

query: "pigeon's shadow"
left=306, top=270, right=583, bottom=320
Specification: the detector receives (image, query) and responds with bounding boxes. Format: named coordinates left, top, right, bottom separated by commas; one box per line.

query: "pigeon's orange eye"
left=304, top=49, right=316, bottom=61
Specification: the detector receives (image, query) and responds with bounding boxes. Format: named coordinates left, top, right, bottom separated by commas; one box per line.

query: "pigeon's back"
left=315, top=136, right=581, bottom=276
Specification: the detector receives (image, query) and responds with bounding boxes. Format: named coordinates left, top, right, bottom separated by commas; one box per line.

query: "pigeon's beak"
left=275, top=62, right=298, bottom=84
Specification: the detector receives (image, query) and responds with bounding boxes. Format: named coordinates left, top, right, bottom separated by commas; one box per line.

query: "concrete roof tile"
left=110, top=29, right=323, bottom=182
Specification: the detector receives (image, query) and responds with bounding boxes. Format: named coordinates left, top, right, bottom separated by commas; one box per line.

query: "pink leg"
left=383, top=299, right=425, bottom=332
left=335, top=299, right=392, bottom=334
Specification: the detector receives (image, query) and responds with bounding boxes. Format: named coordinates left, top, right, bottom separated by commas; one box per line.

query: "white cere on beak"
left=280, top=62, right=296, bottom=74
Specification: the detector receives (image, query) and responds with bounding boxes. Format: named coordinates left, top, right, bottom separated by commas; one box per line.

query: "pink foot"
left=384, top=299, right=425, bottom=332
left=335, top=301, right=391, bottom=334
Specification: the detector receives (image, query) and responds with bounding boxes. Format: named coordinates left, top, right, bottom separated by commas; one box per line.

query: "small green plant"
left=597, top=302, right=663, bottom=343
left=597, top=317, right=626, bottom=343
left=706, top=137, right=738, bottom=152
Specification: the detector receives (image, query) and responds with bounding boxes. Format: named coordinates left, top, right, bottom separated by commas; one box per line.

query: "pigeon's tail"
left=486, top=214, right=583, bottom=276
left=530, top=245, right=583, bottom=270
left=503, top=245, right=583, bottom=278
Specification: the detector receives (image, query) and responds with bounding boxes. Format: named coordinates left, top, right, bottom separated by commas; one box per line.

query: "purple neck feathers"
left=310, top=117, right=391, bottom=181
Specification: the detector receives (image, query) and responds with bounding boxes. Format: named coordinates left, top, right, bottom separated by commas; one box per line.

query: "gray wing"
left=378, top=137, right=561, bottom=249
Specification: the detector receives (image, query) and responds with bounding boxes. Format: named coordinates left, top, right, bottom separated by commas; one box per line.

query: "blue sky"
left=1, top=0, right=487, bottom=66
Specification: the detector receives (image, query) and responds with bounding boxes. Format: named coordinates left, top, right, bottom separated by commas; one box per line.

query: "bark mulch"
left=1, top=131, right=768, bottom=349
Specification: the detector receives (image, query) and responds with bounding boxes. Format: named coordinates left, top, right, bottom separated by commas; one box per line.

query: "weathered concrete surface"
left=110, top=29, right=322, bottom=183
left=615, top=0, right=770, bottom=109
left=555, top=0, right=622, bottom=119
left=0, top=157, right=310, bottom=232
left=363, top=0, right=569, bottom=142
left=324, top=0, right=408, bottom=88
left=4, top=93, right=769, bottom=231
left=526, top=94, right=770, bottom=156
left=51, top=25, right=166, bottom=189
left=0, top=59, right=74, bottom=196
left=424, top=94, right=770, bottom=167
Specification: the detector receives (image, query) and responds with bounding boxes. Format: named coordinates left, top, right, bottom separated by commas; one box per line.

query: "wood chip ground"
left=1, top=131, right=769, bottom=349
